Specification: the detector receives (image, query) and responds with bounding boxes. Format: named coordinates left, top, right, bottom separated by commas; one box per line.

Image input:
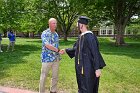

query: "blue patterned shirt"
left=41, top=28, right=59, bottom=62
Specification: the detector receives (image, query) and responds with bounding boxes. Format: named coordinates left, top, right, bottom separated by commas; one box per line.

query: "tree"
left=35, top=0, right=93, bottom=41
left=0, top=0, right=25, bottom=36
left=18, top=0, right=43, bottom=37
left=126, top=16, right=140, bottom=38
left=92, top=0, right=140, bottom=45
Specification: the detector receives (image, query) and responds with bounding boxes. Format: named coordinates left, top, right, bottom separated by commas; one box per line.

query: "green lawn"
left=0, top=37, right=140, bottom=93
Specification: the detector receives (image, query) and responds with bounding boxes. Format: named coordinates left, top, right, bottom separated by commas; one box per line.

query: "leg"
left=50, top=60, right=60, bottom=92
left=76, top=68, right=82, bottom=93
left=81, top=76, right=98, bottom=93
left=0, top=41, right=3, bottom=52
left=39, top=62, right=52, bottom=93
left=11, top=42, right=15, bottom=51
left=7, top=41, right=11, bottom=51
left=0, top=41, right=1, bottom=51
left=93, top=77, right=100, bottom=93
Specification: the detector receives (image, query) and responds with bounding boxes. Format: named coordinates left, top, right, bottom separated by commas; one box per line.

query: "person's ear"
left=81, top=24, right=83, bottom=29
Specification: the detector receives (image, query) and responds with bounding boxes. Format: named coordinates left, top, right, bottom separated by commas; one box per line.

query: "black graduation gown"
left=66, top=32, right=106, bottom=93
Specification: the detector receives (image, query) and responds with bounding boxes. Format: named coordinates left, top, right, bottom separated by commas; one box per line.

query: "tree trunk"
left=64, top=32, right=68, bottom=41
left=61, top=26, right=68, bottom=41
left=115, top=23, right=125, bottom=46
left=3, top=29, right=8, bottom=37
left=29, top=32, right=35, bottom=38
left=33, top=32, right=34, bottom=38
left=24, top=32, right=29, bottom=37
left=115, top=34, right=125, bottom=45
left=3, top=31, right=7, bottom=37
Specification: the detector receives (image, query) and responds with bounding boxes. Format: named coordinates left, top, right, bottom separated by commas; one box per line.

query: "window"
left=108, top=30, right=112, bottom=34
left=101, top=30, right=106, bottom=35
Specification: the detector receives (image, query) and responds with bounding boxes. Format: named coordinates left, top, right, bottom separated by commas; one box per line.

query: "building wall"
left=99, top=25, right=114, bottom=35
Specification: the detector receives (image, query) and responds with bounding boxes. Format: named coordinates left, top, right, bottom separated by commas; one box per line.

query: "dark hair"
left=10, top=30, right=13, bottom=33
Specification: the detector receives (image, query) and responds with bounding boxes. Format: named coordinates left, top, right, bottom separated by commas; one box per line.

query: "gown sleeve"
left=65, top=42, right=77, bottom=59
left=86, top=34, right=106, bottom=70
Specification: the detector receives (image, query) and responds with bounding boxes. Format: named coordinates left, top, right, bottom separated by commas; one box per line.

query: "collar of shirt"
left=81, top=31, right=93, bottom=36
left=48, top=28, right=56, bottom=34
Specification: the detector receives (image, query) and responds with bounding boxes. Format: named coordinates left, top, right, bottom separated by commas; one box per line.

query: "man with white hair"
left=39, top=18, right=61, bottom=93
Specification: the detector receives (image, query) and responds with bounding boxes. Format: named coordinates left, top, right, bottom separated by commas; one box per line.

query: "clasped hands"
left=58, top=49, right=65, bottom=55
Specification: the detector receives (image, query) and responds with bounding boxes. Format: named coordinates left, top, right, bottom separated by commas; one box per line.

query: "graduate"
left=65, top=16, right=106, bottom=93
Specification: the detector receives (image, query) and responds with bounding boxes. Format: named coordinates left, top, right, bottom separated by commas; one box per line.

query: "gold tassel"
left=81, top=67, right=84, bottom=74
left=78, top=59, right=79, bottom=64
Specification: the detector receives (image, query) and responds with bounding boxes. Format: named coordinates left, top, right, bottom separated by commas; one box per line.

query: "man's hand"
left=59, top=49, right=65, bottom=55
left=95, top=69, right=101, bottom=77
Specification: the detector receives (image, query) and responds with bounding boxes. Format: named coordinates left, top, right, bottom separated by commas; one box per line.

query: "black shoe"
left=50, top=91, right=56, bottom=93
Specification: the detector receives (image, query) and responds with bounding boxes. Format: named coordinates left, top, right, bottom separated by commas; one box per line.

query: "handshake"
left=58, top=49, right=65, bottom=55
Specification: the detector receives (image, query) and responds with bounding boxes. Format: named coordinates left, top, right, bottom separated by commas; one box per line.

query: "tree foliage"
left=0, top=0, right=140, bottom=43
left=91, top=0, right=140, bottom=45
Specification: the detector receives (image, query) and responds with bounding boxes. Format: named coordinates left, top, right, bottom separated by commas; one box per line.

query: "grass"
left=0, top=37, right=140, bottom=93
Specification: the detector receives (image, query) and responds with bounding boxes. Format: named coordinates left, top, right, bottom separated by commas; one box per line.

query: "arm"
left=65, top=42, right=77, bottom=58
left=45, top=44, right=59, bottom=52
left=41, top=32, right=59, bottom=52
left=8, top=33, right=11, bottom=38
left=86, top=34, right=106, bottom=77
left=65, top=48, right=75, bottom=58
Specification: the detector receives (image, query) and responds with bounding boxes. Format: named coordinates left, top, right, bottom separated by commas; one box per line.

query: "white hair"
left=48, top=18, right=57, bottom=24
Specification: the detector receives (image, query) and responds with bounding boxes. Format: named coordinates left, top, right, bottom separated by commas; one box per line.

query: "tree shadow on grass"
left=26, top=37, right=140, bottom=59
left=26, top=39, right=42, bottom=43
left=0, top=44, right=40, bottom=79
left=59, top=40, right=76, bottom=46
left=25, top=38, right=77, bottom=46
left=99, top=38, right=140, bottom=59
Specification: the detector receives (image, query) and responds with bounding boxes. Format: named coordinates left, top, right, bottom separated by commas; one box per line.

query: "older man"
left=39, top=18, right=61, bottom=93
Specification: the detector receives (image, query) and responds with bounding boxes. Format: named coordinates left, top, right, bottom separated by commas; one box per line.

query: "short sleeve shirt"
left=8, top=32, right=15, bottom=41
left=41, top=28, right=59, bottom=62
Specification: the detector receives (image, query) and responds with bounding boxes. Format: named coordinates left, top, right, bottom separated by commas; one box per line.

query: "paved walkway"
left=0, top=86, right=37, bottom=93
left=0, top=86, right=68, bottom=93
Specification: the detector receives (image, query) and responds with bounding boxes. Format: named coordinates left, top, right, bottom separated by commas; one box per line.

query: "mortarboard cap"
left=78, top=16, right=90, bottom=25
